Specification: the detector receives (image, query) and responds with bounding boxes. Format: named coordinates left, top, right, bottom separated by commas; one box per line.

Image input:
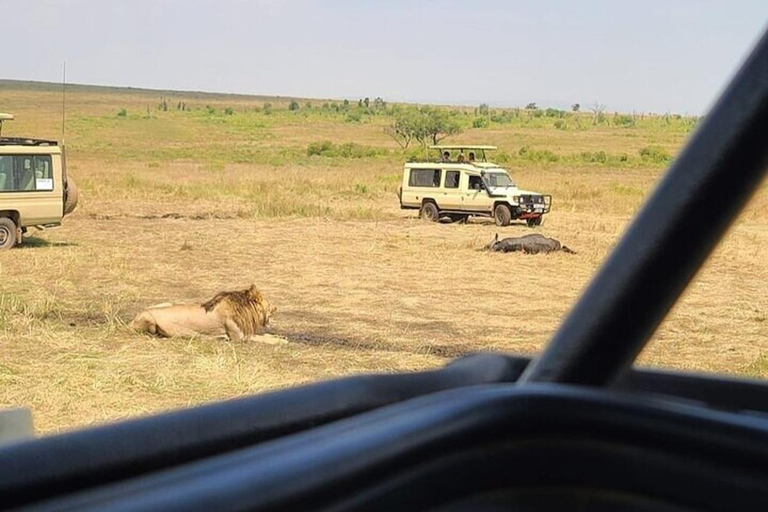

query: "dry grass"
left=0, top=80, right=765, bottom=435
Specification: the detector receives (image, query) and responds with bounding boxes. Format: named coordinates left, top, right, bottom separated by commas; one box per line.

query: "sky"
left=2, top=0, right=767, bottom=114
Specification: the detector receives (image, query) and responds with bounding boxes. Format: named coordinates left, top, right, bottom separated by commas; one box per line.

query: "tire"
left=494, top=204, right=512, bottom=227
left=527, top=217, right=542, bottom=228
left=64, top=178, right=79, bottom=216
left=419, top=201, right=440, bottom=222
left=0, top=217, right=17, bottom=251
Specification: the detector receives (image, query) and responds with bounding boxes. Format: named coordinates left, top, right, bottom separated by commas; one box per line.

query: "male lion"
left=129, top=285, right=277, bottom=341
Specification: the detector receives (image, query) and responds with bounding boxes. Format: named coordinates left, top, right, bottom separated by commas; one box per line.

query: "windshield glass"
left=483, top=171, right=515, bottom=188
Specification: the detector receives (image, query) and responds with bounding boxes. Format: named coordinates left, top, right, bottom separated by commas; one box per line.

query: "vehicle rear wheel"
left=419, top=202, right=440, bottom=222
left=0, top=217, right=17, bottom=251
left=527, top=217, right=542, bottom=228
left=494, top=204, right=512, bottom=227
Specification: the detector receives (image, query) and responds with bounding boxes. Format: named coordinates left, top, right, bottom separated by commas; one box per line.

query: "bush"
left=346, top=111, right=362, bottom=123
left=472, top=117, right=489, bottom=128
left=117, top=109, right=127, bottom=118
left=289, top=100, right=300, bottom=111
left=307, top=140, right=334, bottom=156
left=639, top=146, right=671, bottom=164
left=553, top=119, right=566, bottom=130
left=519, top=146, right=560, bottom=162
left=262, top=103, right=273, bottom=115
left=306, top=141, right=381, bottom=158
left=224, top=107, right=235, bottom=116
left=614, top=114, right=635, bottom=127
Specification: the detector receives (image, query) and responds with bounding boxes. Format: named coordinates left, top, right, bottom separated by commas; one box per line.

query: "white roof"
left=0, top=113, right=14, bottom=121
left=429, top=145, right=497, bottom=151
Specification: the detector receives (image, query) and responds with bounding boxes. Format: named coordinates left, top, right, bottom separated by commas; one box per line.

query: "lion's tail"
left=561, top=245, right=577, bottom=254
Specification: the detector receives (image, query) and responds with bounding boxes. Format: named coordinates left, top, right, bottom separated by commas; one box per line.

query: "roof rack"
left=429, top=145, right=497, bottom=151
left=0, top=137, right=59, bottom=147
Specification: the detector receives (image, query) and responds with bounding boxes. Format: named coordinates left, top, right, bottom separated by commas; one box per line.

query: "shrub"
left=639, top=146, right=671, bottom=164
left=289, top=100, right=300, bottom=111
left=346, top=110, right=362, bottom=123
left=553, top=119, right=566, bottom=130
left=472, top=117, right=489, bottom=128
left=206, top=105, right=216, bottom=115
left=224, top=107, right=235, bottom=116
left=117, top=108, right=127, bottom=118
left=614, top=114, right=635, bottom=127
left=307, top=140, right=334, bottom=156
left=262, top=103, right=273, bottom=115
left=519, top=146, right=560, bottom=162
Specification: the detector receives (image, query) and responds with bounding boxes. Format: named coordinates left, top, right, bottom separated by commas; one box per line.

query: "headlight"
left=513, top=196, right=519, bottom=203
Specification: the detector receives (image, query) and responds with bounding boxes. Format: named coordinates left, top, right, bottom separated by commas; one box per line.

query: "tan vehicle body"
left=0, top=140, right=77, bottom=249
left=398, top=159, right=552, bottom=227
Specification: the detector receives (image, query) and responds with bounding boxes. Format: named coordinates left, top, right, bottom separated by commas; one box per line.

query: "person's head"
left=443, top=151, right=450, bottom=161
left=468, top=152, right=475, bottom=161
left=457, top=154, right=465, bottom=163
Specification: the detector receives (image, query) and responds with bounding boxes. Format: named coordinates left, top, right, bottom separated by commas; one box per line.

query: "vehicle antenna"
left=61, top=61, right=66, bottom=146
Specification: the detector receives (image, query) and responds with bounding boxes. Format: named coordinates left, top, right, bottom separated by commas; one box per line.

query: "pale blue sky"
left=2, top=0, right=766, bottom=113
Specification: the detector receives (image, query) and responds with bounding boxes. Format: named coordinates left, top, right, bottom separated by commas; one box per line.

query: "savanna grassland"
left=0, top=79, right=765, bottom=435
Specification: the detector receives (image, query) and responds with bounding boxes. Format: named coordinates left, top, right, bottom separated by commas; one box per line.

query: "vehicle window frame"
left=0, top=154, right=55, bottom=193
left=444, top=170, right=460, bottom=189
left=408, top=168, right=442, bottom=188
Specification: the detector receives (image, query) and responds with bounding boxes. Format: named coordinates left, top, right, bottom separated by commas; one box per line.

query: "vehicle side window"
left=444, top=170, right=460, bottom=189
left=468, top=176, right=484, bottom=191
left=0, top=155, right=53, bottom=192
left=0, top=156, right=12, bottom=191
left=409, top=169, right=442, bottom=188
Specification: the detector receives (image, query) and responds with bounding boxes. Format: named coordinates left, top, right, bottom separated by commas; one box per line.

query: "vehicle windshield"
left=483, top=171, right=515, bottom=188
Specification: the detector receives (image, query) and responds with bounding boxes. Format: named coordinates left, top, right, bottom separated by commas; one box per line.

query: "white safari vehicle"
left=0, top=113, right=78, bottom=250
left=398, top=145, right=551, bottom=227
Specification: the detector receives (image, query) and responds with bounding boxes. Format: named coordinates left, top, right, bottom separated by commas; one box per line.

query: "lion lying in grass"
left=129, top=284, right=277, bottom=341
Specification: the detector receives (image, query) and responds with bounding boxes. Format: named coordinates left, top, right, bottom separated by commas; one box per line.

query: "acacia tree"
left=384, top=108, right=462, bottom=149
left=384, top=113, right=415, bottom=149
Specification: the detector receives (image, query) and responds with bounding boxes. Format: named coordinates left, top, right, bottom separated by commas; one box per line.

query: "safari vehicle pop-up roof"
left=0, top=25, right=767, bottom=512
left=430, top=144, right=497, bottom=162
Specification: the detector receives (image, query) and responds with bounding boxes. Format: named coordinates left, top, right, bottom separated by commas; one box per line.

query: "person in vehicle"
left=468, top=152, right=476, bottom=162
left=442, top=151, right=451, bottom=162
left=457, top=154, right=466, bottom=163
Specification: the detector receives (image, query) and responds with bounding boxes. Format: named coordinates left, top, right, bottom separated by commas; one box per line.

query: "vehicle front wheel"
left=494, top=204, right=512, bottom=227
left=527, top=217, right=542, bottom=228
left=419, top=202, right=440, bottom=222
left=0, top=217, right=18, bottom=251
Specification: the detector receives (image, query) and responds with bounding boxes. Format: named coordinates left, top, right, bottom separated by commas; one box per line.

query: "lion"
left=129, top=284, right=277, bottom=341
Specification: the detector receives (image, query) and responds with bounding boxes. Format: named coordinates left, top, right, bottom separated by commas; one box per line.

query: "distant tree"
left=415, top=108, right=463, bottom=146
left=305, top=102, right=312, bottom=110
left=525, top=102, right=538, bottom=110
left=358, top=99, right=364, bottom=108
left=384, top=108, right=462, bottom=149
left=363, top=97, right=370, bottom=108
left=373, top=97, right=386, bottom=110
left=589, top=102, right=607, bottom=125
left=342, top=99, right=350, bottom=110
left=478, top=103, right=490, bottom=116
left=384, top=113, right=415, bottom=149
left=571, top=103, right=580, bottom=112
left=289, top=100, right=300, bottom=111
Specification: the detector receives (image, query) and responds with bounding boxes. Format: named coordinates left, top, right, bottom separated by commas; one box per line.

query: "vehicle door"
left=461, top=173, right=491, bottom=212
left=439, top=169, right=462, bottom=209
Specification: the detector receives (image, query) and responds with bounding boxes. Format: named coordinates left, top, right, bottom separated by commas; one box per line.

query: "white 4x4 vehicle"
left=398, top=145, right=551, bottom=227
